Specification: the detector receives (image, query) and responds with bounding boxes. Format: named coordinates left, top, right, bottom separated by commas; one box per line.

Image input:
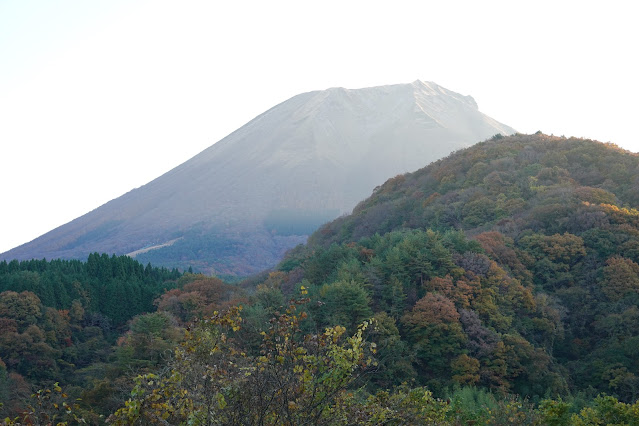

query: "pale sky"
left=1, top=0, right=637, bottom=255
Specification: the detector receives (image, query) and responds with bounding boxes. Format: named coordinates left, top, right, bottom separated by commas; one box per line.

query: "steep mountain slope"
left=265, top=133, right=639, bottom=400
left=2, top=81, right=515, bottom=275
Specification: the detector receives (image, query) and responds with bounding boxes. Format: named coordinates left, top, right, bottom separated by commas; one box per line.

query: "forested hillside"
left=106, top=133, right=639, bottom=424
left=278, top=133, right=639, bottom=402
left=4, top=133, right=639, bottom=424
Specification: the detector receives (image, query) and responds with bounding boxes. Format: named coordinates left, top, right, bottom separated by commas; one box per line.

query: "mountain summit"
left=2, top=81, right=515, bottom=275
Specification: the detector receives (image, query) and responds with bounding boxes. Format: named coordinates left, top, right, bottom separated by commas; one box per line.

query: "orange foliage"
left=473, top=232, right=530, bottom=283
left=423, top=275, right=479, bottom=308
left=154, top=277, right=244, bottom=322
left=403, top=293, right=459, bottom=326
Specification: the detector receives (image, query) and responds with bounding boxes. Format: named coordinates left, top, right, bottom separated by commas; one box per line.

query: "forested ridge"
left=300, top=133, right=639, bottom=401
left=3, top=133, right=639, bottom=424
left=299, top=134, right=639, bottom=393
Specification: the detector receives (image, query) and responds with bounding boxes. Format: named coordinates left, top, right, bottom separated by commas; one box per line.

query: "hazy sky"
left=1, top=0, right=637, bottom=254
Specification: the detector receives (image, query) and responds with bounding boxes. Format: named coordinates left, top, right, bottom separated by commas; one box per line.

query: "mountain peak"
left=411, top=79, right=439, bottom=90
left=2, top=81, right=515, bottom=276
left=411, top=79, right=478, bottom=110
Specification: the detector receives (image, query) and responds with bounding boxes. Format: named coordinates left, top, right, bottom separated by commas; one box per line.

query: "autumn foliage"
left=4, top=133, right=639, bottom=422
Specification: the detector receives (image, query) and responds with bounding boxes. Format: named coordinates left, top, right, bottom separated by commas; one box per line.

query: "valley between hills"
left=2, top=87, right=639, bottom=423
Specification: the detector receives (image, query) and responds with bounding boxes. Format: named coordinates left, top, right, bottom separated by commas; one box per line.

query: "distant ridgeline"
left=0, top=254, right=181, bottom=326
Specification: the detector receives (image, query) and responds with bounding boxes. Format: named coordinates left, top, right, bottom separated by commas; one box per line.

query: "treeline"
left=0, top=253, right=181, bottom=325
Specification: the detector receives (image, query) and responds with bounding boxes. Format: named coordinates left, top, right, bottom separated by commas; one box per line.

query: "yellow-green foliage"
left=110, top=300, right=378, bottom=425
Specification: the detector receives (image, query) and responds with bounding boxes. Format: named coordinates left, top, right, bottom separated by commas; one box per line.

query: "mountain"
left=2, top=81, right=515, bottom=276
left=263, top=133, right=639, bottom=401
